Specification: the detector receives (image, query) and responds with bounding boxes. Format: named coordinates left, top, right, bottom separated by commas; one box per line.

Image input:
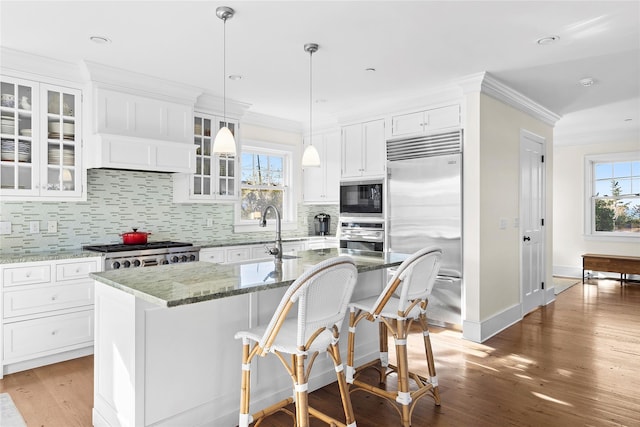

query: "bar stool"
left=346, top=247, right=442, bottom=427
left=234, top=256, right=358, bottom=427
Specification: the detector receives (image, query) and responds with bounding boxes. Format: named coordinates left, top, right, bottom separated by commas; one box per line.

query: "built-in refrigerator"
left=386, top=130, right=463, bottom=328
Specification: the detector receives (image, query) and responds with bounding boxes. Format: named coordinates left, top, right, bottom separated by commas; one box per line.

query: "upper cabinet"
left=173, top=112, right=239, bottom=203
left=1, top=75, right=83, bottom=200
left=303, top=130, right=340, bottom=203
left=341, top=119, right=385, bottom=180
left=390, top=104, right=460, bottom=138
left=84, top=88, right=196, bottom=173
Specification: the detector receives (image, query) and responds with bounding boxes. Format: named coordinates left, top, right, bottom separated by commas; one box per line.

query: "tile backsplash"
left=0, top=169, right=338, bottom=254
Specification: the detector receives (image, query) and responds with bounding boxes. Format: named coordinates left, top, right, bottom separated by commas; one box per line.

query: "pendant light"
left=301, top=43, right=321, bottom=168
left=213, top=6, right=236, bottom=155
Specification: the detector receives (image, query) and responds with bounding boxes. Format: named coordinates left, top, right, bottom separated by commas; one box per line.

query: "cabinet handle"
left=51, top=295, right=58, bottom=301
left=51, top=330, right=57, bottom=335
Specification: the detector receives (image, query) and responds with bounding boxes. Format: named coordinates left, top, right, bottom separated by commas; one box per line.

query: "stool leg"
left=238, top=339, right=252, bottom=427
left=378, top=321, right=389, bottom=385
left=346, top=308, right=356, bottom=383
left=330, top=342, right=357, bottom=426
left=293, top=353, right=310, bottom=427
left=394, top=317, right=412, bottom=427
left=419, top=312, right=440, bottom=405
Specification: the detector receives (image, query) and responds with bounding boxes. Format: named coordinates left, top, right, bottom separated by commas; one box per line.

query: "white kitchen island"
left=90, top=249, right=407, bottom=427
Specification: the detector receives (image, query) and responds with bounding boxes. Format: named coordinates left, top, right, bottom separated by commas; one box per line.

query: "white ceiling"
left=1, top=0, right=639, bottom=145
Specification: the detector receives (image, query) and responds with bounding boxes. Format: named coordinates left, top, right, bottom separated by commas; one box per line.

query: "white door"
left=520, top=130, right=545, bottom=315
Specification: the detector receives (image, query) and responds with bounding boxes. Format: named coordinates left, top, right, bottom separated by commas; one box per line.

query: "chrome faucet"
left=259, top=205, right=282, bottom=260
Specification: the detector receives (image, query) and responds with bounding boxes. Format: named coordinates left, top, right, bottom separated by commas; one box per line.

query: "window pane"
left=240, top=189, right=283, bottom=220
left=617, top=178, right=632, bottom=195
left=632, top=161, right=640, bottom=176
left=595, top=179, right=614, bottom=196
left=594, top=163, right=612, bottom=180
left=632, top=178, right=640, bottom=195
left=613, top=162, right=632, bottom=178
left=595, top=197, right=640, bottom=232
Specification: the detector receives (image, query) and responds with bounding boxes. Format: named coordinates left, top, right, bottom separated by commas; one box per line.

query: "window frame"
left=234, top=139, right=298, bottom=232
left=584, top=152, right=640, bottom=241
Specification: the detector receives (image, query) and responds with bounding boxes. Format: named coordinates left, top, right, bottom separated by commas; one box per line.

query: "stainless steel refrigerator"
left=386, top=130, right=462, bottom=328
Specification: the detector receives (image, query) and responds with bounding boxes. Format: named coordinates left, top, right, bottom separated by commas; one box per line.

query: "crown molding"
left=241, top=111, right=304, bottom=133
left=81, top=60, right=203, bottom=104
left=0, top=47, right=83, bottom=85
left=457, top=71, right=561, bottom=126
left=195, top=92, right=251, bottom=119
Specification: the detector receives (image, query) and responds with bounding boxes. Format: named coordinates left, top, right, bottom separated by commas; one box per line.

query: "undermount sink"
left=280, top=254, right=300, bottom=260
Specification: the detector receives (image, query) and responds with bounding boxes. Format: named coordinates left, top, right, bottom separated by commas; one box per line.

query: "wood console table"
left=581, top=253, right=640, bottom=283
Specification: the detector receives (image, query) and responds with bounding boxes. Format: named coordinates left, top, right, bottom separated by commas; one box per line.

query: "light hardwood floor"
left=1, top=279, right=638, bottom=426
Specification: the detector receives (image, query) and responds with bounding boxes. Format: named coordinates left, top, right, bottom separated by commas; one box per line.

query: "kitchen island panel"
left=93, top=266, right=386, bottom=426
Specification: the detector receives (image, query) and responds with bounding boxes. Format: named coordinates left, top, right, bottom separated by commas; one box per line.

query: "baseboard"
left=462, top=303, right=522, bottom=343
left=2, top=346, right=93, bottom=377
left=553, top=265, right=582, bottom=278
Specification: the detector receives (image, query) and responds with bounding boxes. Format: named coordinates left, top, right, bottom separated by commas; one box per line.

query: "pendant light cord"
left=309, top=48, right=313, bottom=145
left=223, top=17, right=227, bottom=124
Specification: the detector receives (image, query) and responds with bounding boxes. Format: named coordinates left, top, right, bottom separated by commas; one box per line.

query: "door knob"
left=523, top=236, right=531, bottom=242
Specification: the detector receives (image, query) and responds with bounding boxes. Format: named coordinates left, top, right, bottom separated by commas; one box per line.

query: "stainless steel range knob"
left=171, top=256, right=179, bottom=263
left=123, top=260, right=131, bottom=268
left=112, top=261, right=121, bottom=269
left=180, top=255, right=188, bottom=262
left=161, top=259, right=169, bottom=265
left=133, top=260, right=141, bottom=267
left=189, top=254, right=197, bottom=261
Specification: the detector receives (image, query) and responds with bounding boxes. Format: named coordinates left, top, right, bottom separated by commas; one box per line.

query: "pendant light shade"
left=213, top=6, right=236, bottom=156
left=302, top=144, right=321, bottom=167
left=302, top=43, right=321, bottom=168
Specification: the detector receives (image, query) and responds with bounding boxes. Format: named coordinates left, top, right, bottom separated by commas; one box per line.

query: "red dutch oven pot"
left=120, top=228, right=152, bottom=245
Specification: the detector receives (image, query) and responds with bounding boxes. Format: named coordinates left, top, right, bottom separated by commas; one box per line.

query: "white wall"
left=553, top=140, right=639, bottom=278
left=463, top=92, right=554, bottom=342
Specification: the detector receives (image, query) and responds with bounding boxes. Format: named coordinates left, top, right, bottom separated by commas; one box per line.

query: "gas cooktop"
left=83, top=241, right=194, bottom=253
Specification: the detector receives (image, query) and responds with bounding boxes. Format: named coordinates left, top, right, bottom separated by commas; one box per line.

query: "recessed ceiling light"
left=579, top=77, right=595, bottom=87
left=365, top=67, right=376, bottom=72
left=315, top=99, right=327, bottom=104
left=536, top=35, right=560, bottom=45
left=228, top=74, right=242, bottom=81
left=90, top=36, right=111, bottom=44
left=624, top=118, right=633, bottom=122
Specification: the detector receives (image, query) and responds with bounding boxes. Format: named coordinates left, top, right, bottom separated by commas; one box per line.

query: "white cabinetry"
left=173, top=113, right=239, bottom=202
left=341, top=119, right=385, bottom=180
left=85, top=87, right=196, bottom=173
left=1, top=75, right=83, bottom=200
left=303, top=130, right=340, bottom=203
left=307, top=237, right=339, bottom=250
left=200, top=240, right=309, bottom=265
left=0, top=257, right=101, bottom=377
left=390, top=104, right=460, bottom=138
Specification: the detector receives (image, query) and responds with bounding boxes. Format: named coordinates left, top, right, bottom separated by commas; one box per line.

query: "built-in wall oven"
left=339, top=180, right=383, bottom=217
left=338, top=219, right=384, bottom=252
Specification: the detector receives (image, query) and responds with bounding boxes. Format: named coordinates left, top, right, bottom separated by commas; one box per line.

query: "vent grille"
left=387, top=130, right=462, bottom=161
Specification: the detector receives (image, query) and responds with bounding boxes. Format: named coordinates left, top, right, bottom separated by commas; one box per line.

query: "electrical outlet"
left=0, top=221, right=11, bottom=235
left=48, top=221, right=58, bottom=233
left=206, top=218, right=214, bottom=227
left=29, top=221, right=40, bottom=234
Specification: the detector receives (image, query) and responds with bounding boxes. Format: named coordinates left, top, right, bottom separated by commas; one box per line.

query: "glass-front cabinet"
left=0, top=75, right=82, bottom=199
left=189, top=112, right=238, bottom=201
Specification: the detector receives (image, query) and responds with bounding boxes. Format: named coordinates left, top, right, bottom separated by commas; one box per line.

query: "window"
left=585, top=153, right=640, bottom=238
left=238, top=142, right=295, bottom=227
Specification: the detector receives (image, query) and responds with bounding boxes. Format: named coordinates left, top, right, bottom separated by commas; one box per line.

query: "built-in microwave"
left=339, top=180, right=383, bottom=217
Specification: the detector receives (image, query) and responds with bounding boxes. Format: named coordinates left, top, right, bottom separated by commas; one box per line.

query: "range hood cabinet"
left=85, top=87, right=197, bottom=174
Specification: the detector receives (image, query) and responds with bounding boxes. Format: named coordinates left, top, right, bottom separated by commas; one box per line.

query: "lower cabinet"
left=200, top=240, right=311, bottom=265
left=0, top=256, right=101, bottom=377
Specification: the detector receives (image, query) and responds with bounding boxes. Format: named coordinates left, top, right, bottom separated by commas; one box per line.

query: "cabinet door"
left=362, top=119, right=385, bottom=177
left=0, top=76, right=40, bottom=196
left=341, top=124, right=363, bottom=178
left=199, top=248, right=225, bottom=264
left=425, top=105, right=460, bottom=131
left=391, top=111, right=424, bottom=137
left=41, top=84, right=82, bottom=197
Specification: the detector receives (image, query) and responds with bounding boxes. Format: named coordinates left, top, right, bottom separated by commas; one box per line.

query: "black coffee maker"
left=314, top=213, right=331, bottom=236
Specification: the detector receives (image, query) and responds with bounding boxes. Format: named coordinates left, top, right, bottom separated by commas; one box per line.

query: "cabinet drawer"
left=200, top=249, right=225, bottom=264
left=2, top=264, right=51, bottom=287
left=3, top=310, right=94, bottom=361
left=225, top=247, right=252, bottom=263
left=282, top=242, right=306, bottom=254
left=4, top=283, right=94, bottom=318
left=56, top=259, right=99, bottom=282
left=250, top=246, right=271, bottom=261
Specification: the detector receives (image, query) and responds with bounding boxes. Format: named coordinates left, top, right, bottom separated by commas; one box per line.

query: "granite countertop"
left=0, top=249, right=103, bottom=265
left=0, top=236, right=337, bottom=265
left=90, top=248, right=407, bottom=308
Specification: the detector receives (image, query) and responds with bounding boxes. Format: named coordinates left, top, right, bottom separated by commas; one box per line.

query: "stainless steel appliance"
left=83, top=241, right=200, bottom=271
left=338, top=219, right=384, bottom=252
left=314, top=213, right=331, bottom=236
left=386, top=130, right=463, bottom=328
left=339, top=180, right=383, bottom=217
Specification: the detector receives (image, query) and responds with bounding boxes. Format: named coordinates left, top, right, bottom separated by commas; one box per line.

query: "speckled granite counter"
left=195, top=235, right=336, bottom=249
left=0, top=249, right=101, bottom=264
left=90, top=248, right=407, bottom=307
